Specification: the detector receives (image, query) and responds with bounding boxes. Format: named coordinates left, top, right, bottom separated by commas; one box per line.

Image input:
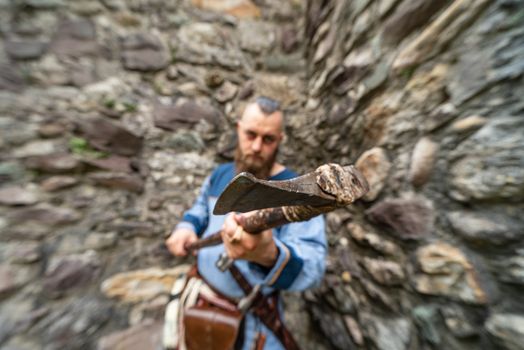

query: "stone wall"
left=0, top=0, right=523, bottom=349
left=301, top=0, right=524, bottom=349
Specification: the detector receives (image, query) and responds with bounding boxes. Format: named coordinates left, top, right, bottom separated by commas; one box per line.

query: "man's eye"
left=263, top=136, right=276, bottom=144
left=246, top=131, right=257, bottom=140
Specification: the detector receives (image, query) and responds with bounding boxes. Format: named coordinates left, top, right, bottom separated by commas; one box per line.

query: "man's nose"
left=251, top=137, right=262, bottom=152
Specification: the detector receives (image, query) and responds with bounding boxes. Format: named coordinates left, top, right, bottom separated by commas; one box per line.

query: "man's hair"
left=255, top=96, right=281, bottom=115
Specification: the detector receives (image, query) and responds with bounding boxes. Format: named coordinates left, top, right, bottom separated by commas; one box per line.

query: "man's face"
left=235, top=103, right=283, bottom=179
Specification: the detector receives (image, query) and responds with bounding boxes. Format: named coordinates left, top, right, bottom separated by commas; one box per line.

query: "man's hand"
left=166, top=228, right=198, bottom=256
left=221, top=213, right=279, bottom=268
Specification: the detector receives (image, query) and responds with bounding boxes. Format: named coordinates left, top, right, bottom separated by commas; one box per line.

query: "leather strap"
left=229, top=264, right=301, bottom=350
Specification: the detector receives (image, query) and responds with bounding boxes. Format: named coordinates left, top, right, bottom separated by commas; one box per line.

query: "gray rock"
left=69, top=0, right=104, bottom=16
left=448, top=18, right=524, bottom=105
left=382, top=0, right=449, bottom=45
left=59, top=18, right=96, bottom=40
left=360, top=313, right=411, bottom=350
left=0, top=186, right=39, bottom=206
left=82, top=155, right=134, bottom=173
left=362, top=257, right=405, bottom=286
left=41, top=176, right=79, bottom=192
left=154, top=100, right=220, bottom=131
left=29, top=55, right=71, bottom=86
left=122, top=49, right=170, bottom=72
left=0, top=162, right=26, bottom=183
left=25, top=153, right=81, bottom=173
left=485, top=313, right=524, bottom=350
left=50, top=19, right=99, bottom=57
left=447, top=210, right=522, bottom=245
left=360, top=279, right=397, bottom=311
left=1, top=222, right=50, bottom=241
left=4, top=40, right=48, bottom=60
left=167, top=130, right=206, bottom=153
left=148, top=151, right=215, bottom=180
left=172, top=22, right=242, bottom=69
left=32, top=297, right=111, bottom=348
left=100, top=0, right=126, bottom=10
left=424, top=103, right=458, bottom=132
left=324, top=284, right=355, bottom=314
left=283, top=294, right=329, bottom=350
left=88, top=172, right=144, bottom=193
left=20, top=0, right=64, bottom=8
left=105, top=220, right=156, bottom=238
left=38, top=122, right=69, bottom=138
left=344, top=316, right=364, bottom=346
left=238, top=20, right=275, bottom=53
left=0, top=296, right=37, bottom=344
left=97, top=320, right=163, bottom=350
left=355, top=147, right=391, bottom=201
left=0, top=264, right=38, bottom=298
left=0, top=264, right=18, bottom=296
left=363, top=59, right=390, bottom=95
left=413, top=305, right=441, bottom=345
left=214, top=80, right=238, bottom=103
left=450, top=115, right=488, bottom=133
left=449, top=117, right=524, bottom=202
left=237, top=80, right=254, bottom=100
left=409, top=137, right=438, bottom=187
left=44, top=251, right=101, bottom=295
left=9, top=204, right=81, bottom=226
left=76, top=117, right=143, bottom=156
left=85, top=232, right=117, bottom=250
left=494, top=250, right=524, bottom=285
left=440, top=305, right=478, bottom=338
left=1, top=337, right=42, bottom=350
left=412, top=242, right=488, bottom=304
left=0, top=241, right=41, bottom=264
left=393, top=0, right=492, bottom=70
left=347, top=223, right=400, bottom=256
left=0, top=63, right=26, bottom=92
left=310, top=305, right=355, bottom=350
left=0, top=117, right=39, bottom=147
left=281, top=25, right=299, bottom=53
left=366, top=195, right=435, bottom=239
left=121, top=32, right=163, bottom=50
left=12, top=140, right=61, bottom=158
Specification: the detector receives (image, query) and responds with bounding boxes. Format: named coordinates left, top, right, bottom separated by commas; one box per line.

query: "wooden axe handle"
left=185, top=204, right=338, bottom=252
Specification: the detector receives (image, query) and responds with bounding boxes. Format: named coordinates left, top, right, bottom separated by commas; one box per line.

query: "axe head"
left=213, top=164, right=369, bottom=215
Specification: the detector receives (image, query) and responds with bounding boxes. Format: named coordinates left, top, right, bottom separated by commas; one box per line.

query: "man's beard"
left=234, top=146, right=278, bottom=180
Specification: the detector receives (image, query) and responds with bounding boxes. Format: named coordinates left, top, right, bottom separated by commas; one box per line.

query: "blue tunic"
left=175, top=162, right=327, bottom=350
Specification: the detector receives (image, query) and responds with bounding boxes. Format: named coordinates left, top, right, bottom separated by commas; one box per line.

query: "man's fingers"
left=166, top=230, right=198, bottom=257
left=229, top=226, right=243, bottom=243
left=185, top=234, right=198, bottom=256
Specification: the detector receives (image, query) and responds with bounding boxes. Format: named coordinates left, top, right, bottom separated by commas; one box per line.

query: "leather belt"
left=228, top=264, right=301, bottom=350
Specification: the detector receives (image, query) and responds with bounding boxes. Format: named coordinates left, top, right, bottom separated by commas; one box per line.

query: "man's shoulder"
left=208, top=162, right=236, bottom=197
left=270, top=167, right=298, bottom=180
left=211, top=162, right=235, bottom=178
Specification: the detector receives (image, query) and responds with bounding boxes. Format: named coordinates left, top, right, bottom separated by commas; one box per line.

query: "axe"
left=185, top=163, right=369, bottom=271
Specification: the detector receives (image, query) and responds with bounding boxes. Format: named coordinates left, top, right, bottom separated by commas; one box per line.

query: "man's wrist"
left=175, top=222, right=197, bottom=235
left=254, top=241, right=279, bottom=268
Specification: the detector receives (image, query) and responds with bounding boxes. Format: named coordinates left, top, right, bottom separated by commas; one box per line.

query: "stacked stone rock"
left=0, top=0, right=523, bottom=349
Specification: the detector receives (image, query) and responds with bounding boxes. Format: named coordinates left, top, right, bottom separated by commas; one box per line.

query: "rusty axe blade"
left=213, top=164, right=369, bottom=215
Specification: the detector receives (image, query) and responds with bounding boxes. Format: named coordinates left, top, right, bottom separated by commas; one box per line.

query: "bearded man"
left=165, top=97, right=326, bottom=350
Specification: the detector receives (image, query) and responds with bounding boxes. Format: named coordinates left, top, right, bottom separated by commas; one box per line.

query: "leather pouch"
left=184, top=302, right=242, bottom=350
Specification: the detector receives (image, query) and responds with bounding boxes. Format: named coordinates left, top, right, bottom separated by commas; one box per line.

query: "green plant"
left=401, top=66, right=416, bottom=80
left=123, top=102, right=137, bottom=113
left=103, top=98, right=116, bottom=109
left=69, top=137, right=108, bottom=158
